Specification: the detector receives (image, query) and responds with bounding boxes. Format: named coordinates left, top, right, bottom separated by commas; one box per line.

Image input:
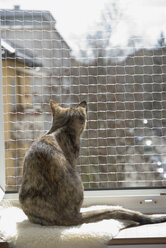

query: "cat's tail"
left=71, top=207, right=166, bottom=226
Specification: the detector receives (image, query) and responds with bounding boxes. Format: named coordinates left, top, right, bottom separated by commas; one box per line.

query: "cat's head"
left=48, top=100, right=87, bottom=135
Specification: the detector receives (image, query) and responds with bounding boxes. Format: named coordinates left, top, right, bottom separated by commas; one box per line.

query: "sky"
left=0, top=0, right=166, bottom=54
left=0, top=0, right=107, bottom=39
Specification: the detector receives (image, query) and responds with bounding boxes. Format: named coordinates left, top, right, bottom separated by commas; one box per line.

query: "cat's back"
left=22, top=134, right=66, bottom=179
left=19, top=134, right=67, bottom=202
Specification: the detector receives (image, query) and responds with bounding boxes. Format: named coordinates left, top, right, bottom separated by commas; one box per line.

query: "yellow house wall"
left=2, top=59, right=32, bottom=191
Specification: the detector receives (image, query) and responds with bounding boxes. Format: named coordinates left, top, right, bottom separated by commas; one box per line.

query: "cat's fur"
left=19, top=100, right=166, bottom=226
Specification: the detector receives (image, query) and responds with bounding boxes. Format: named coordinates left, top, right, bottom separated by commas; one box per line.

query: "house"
left=1, top=39, right=43, bottom=191
left=0, top=6, right=72, bottom=191
left=0, top=5, right=71, bottom=109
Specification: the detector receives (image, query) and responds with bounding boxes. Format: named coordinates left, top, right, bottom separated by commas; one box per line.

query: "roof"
left=0, top=6, right=70, bottom=50
left=1, top=39, right=42, bottom=67
left=0, top=6, right=56, bottom=27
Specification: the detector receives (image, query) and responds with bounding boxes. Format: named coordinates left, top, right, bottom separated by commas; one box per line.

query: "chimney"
left=14, top=5, right=20, bottom=10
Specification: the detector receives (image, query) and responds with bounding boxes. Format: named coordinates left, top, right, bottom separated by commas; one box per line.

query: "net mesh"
left=0, top=7, right=166, bottom=191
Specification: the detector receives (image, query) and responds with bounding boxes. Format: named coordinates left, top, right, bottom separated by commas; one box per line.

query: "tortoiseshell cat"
left=19, top=100, right=166, bottom=226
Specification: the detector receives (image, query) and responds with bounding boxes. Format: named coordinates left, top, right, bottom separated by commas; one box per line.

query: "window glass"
left=0, top=2, right=166, bottom=192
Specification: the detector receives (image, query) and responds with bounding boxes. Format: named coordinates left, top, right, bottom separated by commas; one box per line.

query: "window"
left=0, top=2, right=166, bottom=212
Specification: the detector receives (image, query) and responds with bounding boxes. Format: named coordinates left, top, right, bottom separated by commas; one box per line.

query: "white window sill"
left=1, top=190, right=166, bottom=248
left=108, top=220, right=166, bottom=247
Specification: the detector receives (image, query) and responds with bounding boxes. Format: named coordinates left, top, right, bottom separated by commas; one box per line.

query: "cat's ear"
left=78, top=101, right=87, bottom=109
left=50, top=99, right=62, bottom=115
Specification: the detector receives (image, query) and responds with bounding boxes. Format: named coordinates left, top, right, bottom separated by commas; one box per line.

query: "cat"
left=19, top=100, right=166, bottom=226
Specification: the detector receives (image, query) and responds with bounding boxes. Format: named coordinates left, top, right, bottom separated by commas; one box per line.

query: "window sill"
left=1, top=210, right=166, bottom=247
left=2, top=190, right=166, bottom=247
left=1, top=224, right=166, bottom=248
left=108, top=221, right=166, bottom=246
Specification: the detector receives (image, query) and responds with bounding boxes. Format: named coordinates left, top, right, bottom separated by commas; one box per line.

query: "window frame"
left=83, top=188, right=166, bottom=213
left=3, top=188, right=166, bottom=214
left=0, top=33, right=5, bottom=194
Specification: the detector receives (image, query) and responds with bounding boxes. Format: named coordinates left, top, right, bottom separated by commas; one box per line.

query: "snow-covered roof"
left=0, top=6, right=56, bottom=27
left=1, top=39, right=42, bottom=67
